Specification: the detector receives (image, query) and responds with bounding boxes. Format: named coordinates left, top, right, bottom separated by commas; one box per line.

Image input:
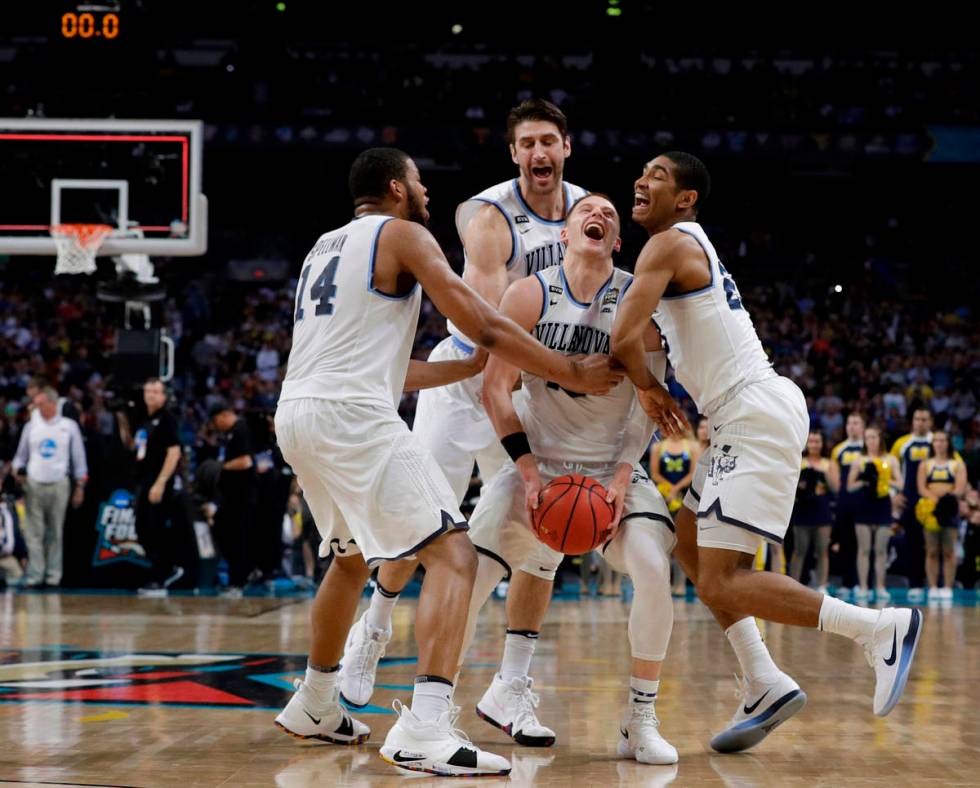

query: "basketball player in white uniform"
left=459, top=193, right=679, bottom=764
left=612, top=151, right=923, bottom=751
left=273, top=148, right=619, bottom=778
left=340, top=100, right=587, bottom=743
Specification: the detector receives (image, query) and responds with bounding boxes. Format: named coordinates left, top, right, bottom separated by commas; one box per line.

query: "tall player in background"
left=340, top=100, right=588, bottom=746
left=273, top=148, right=619, bottom=777
left=613, top=152, right=923, bottom=754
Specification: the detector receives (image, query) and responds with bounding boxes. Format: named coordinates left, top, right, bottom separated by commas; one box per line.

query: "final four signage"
left=92, top=489, right=150, bottom=568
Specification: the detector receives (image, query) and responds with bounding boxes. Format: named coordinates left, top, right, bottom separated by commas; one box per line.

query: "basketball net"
left=50, top=223, right=114, bottom=275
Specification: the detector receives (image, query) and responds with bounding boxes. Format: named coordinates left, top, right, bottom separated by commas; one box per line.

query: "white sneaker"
left=940, top=587, right=954, bottom=600
left=815, top=584, right=828, bottom=595
left=338, top=611, right=390, bottom=708
left=710, top=671, right=807, bottom=753
left=475, top=674, right=556, bottom=747
left=875, top=587, right=890, bottom=602
left=907, top=587, right=925, bottom=601
left=854, top=586, right=869, bottom=600
left=379, top=700, right=511, bottom=777
left=864, top=607, right=923, bottom=716
left=617, top=702, right=678, bottom=764
left=274, top=678, right=370, bottom=744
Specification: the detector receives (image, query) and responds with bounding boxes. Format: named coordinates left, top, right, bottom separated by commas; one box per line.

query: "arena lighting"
left=607, top=7, right=622, bottom=15
left=275, top=2, right=286, bottom=11
left=451, top=23, right=462, bottom=34
left=834, top=284, right=843, bottom=293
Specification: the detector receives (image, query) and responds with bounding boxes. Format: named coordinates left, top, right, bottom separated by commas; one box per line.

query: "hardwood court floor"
left=0, top=589, right=978, bottom=787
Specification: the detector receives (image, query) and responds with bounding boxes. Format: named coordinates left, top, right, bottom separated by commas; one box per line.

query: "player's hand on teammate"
left=516, top=454, right=544, bottom=527
left=636, top=382, right=689, bottom=438
left=563, top=354, right=625, bottom=395
left=604, top=463, right=633, bottom=541
left=465, top=347, right=489, bottom=377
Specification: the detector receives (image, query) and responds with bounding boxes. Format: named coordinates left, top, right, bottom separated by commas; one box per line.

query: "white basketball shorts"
left=682, top=376, right=809, bottom=554
left=275, top=398, right=466, bottom=567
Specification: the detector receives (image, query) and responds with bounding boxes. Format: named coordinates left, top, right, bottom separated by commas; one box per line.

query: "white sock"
left=366, top=583, right=399, bottom=632
left=305, top=663, right=338, bottom=701
left=411, top=676, right=454, bottom=722
left=726, top=617, right=781, bottom=684
left=818, top=595, right=879, bottom=643
left=500, top=629, right=538, bottom=682
left=629, top=676, right=659, bottom=705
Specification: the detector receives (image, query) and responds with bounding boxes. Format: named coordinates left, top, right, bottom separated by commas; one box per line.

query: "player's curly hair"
left=661, top=151, right=711, bottom=214
left=349, top=148, right=410, bottom=206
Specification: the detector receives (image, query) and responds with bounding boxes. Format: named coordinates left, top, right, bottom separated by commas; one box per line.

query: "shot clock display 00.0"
left=61, top=10, right=120, bottom=39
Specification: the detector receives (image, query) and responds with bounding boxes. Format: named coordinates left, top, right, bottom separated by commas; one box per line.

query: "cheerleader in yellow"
left=916, top=430, right=967, bottom=600
left=847, top=426, right=903, bottom=601
left=650, top=430, right=702, bottom=595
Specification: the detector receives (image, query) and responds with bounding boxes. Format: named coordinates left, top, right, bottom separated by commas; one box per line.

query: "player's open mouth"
left=531, top=166, right=553, bottom=180
left=633, top=192, right=650, bottom=208
left=584, top=221, right=605, bottom=240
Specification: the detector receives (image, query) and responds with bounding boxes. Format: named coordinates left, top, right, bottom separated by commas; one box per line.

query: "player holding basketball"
left=611, top=151, right=923, bottom=750
left=273, top=148, right=620, bottom=777
left=340, top=99, right=588, bottom=745
left=457, top=192, right=679, bottom=764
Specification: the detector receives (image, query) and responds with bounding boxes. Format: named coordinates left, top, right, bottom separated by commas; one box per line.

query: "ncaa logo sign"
left=92, top=489, right=150, bottom=568
left=39, top=438, right=57, bottom=459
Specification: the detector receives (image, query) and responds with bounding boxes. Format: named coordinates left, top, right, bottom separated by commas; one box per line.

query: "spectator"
left=127, top=378, right=184, bottom=596
left=210, top=400, right=257, bottom=597
left=847, top=425, right=903, bottom=601
left=11, top=387, right=87, bottom=588
left=916, top=430, right=967, bottom=600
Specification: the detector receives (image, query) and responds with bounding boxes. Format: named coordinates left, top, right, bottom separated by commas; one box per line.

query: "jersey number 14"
left=295, top=254, right=340, bottom=321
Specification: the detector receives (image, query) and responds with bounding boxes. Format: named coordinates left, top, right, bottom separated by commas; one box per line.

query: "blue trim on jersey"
left=534, top=272, right=549, bottom=320
left=452, top=336, right=475, bottom=355
left=469, top=198, right=518, bottom=268
left=620, top=276, right=634, bottom=300
left=366, top=217, right=418, bottom=301
left=511, top=179, right=566, bottom=226
left=661, top=225, right=715, bottom=301
left=558, top=266, right=615, bottom=310
left=697, top=498, right=785, bottom=545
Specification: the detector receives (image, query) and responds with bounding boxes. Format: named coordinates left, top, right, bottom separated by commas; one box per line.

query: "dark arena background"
left=0, top=3, right=977, bottom=786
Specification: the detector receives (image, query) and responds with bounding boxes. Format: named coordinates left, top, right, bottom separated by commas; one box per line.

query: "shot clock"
left=60, top=3, right=121, bottom=40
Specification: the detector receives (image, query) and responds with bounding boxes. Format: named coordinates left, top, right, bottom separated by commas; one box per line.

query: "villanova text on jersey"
left=524, top=240, right=566, bottom=276
left=534, top=321, right=610, bottom=355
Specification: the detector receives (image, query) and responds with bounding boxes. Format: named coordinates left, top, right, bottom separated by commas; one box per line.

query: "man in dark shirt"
left=131, top=378, right=183, bottom=594
left=210, top=401, right=257, bottom=596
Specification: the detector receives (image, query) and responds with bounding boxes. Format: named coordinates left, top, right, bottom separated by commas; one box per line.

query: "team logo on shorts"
left=708, top=445, right=738, bottom=486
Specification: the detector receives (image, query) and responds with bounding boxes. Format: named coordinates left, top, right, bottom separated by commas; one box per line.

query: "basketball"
left=532, top=473, right=615, bottom=555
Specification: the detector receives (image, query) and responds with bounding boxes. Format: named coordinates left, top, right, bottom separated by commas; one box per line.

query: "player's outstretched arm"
left=402, top=351, right=487, bottom=392
left=389, top=220, right=622, bottom=395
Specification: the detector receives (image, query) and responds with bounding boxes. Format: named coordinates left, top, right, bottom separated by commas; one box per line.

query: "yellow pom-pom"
left=915, top=497, right=939, bottom=532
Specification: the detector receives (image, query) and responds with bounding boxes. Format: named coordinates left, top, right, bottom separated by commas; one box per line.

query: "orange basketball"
left=532, top=473, right=615, bottom=555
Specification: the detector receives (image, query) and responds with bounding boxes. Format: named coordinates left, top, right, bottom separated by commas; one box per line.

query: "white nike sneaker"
left=617, top=702, right=678, bottom=765
left=475, top=674, right=556, bottom=747
left=710, top=671, right=807, bottom=753
left=338, top=611, right=390, bottom=708
left=379, top=700, right=511, bottom=777
left=274, top=678, right=370, bottom=744
left=864, top=606, right=923, bottom=716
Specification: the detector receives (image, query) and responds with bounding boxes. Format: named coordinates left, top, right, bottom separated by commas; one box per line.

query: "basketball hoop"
left=50, top=223, right=114, bottom=275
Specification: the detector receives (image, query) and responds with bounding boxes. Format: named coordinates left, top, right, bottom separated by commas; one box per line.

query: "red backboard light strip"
left=0, top=133, right=190, bottom=224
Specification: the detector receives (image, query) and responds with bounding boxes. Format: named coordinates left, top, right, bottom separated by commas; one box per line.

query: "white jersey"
left=280, top=214, right=421, bottom=409
left=519, top=265, right=666, bottom=464
left=448, top=178, right=587, bottom=346
left=652, top=222, right=774, bottom=416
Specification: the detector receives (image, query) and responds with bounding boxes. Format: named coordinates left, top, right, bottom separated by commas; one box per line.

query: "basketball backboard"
left=0, top=118, right=207, bottom=257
